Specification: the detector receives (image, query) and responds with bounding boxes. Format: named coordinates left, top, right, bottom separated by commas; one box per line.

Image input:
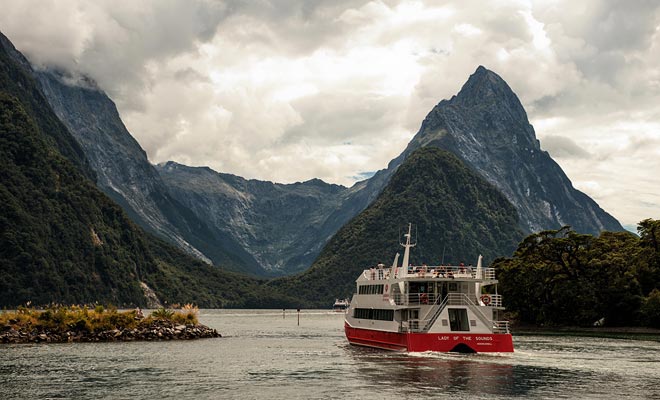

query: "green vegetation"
left=0, top=34, right=94, bottom=180
left=0, top=304, right=200, bottom=333
left=273, top=147, right=524, bottom=307
left=495, top=219, right=660, bottom=328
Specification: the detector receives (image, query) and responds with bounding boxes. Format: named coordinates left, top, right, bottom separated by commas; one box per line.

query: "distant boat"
left=344, top=223, right=514, bottom=353
left=333, top=298, right=350, bottom=312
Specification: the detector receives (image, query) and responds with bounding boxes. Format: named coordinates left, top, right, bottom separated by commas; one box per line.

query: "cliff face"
left=156, top=162, right=347, bottom=275
left=33, top=69, right=263, bottom=275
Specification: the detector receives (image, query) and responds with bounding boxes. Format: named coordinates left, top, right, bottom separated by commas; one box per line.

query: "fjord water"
left=1, top=310, right=659, bottom=399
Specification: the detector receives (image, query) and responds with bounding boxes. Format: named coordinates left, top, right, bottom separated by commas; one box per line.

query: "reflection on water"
left=347, top=347, right=593, bottom=399
left=1, top=310, right=659, bottom=399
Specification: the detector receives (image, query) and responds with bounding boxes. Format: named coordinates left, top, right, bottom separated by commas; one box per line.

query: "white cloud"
left=1, top=0, right=659, bottom=227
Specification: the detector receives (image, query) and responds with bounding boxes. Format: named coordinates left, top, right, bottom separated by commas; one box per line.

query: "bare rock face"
left=33, top=69, right=264, bottom=275
left=156, top=162, right=347, bottom=275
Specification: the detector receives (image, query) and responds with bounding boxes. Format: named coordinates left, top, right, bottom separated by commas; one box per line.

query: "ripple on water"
left=2, top=311, right=660, bottom=400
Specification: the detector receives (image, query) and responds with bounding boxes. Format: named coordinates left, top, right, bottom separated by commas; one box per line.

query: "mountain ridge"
left=10, top=32, right=625, bottom=277
left=32, top=67, right=267, bottom=276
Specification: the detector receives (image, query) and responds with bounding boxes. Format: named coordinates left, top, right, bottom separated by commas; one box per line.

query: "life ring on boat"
left=384, top=284, right=389, bottom=293
left=480, top=295, right=492, bottom=306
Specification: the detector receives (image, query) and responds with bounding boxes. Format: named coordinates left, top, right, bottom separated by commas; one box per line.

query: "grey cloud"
left=285, top=91, right=407, bottom=146
left=626, top=136, right=660, bottom=156
left=540, top=135, right=591, bottom=159
left=534, top=0, right=660, bottom=52
left=482, top=9, right=532, bottom=43
left=173, top=68, right=210, bottom=83
left=218, top=0, right=371, bottom=56
left=580, top=0, right=659, bottom=52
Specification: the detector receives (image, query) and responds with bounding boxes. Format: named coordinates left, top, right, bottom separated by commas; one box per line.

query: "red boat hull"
left=345, top=322, right=514, bottom=353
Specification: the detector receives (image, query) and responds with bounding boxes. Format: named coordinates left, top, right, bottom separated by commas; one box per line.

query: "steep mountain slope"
left=32, top=68, right=263, bottom=276
left=0, top=33, right=95, bottom=181
left=157, top=162, right=347, bottom=275
left=391, top=66, right=623, bottom=234
left=275, top=147, right=524, bottom=307
left=0, top=31, right=292, bottom=307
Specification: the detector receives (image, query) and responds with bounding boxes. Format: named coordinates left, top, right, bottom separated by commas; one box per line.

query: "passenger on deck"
left=377, top=263, right=384, bottom=280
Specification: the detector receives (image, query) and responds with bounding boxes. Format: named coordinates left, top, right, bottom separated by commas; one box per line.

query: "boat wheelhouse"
left=344, top=224, right=513, bottom=353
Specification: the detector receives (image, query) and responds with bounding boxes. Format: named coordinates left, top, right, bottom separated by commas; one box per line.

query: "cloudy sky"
left=2, top=0, right=659, bottom=229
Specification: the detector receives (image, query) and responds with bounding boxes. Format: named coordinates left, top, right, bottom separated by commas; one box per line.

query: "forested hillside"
left=495, top=219, right=660, bottom=328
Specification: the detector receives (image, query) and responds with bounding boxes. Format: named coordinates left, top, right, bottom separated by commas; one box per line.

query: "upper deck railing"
left=362, top=265, right=497, bottom=281
left=390, top=292, right=503, bottom=308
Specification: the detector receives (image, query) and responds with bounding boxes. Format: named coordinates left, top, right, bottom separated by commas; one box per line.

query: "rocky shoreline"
left=1, top=319, right=221, bottom=344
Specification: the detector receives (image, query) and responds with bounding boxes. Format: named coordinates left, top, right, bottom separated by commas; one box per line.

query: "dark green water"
left=1, top=309, right=659, bottom=399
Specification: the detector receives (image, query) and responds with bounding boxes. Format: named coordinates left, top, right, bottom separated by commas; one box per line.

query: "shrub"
left=151, top=308, right=174, bottom=320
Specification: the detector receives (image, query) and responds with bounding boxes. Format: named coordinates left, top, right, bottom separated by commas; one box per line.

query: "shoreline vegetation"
left=0, top=304, right=220, bottom=344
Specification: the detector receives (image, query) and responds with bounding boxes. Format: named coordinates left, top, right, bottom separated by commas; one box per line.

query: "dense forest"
left=494, top=219, right=660, bottom=328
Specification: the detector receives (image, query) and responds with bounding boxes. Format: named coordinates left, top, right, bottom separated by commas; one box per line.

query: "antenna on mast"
left=400, top=223, right=416, bottom=277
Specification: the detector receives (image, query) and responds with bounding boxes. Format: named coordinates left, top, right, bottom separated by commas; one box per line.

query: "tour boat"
left=333, top=298, right=350, bottom=312
left=344, top=224, right=514, bottom=353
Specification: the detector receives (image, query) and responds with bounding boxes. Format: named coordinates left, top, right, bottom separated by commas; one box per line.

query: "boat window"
left=358, top=284, right=384, bottom=295
left=448, top=308, right=470, bottom=331
left=353, top=308, right=394, bottom=321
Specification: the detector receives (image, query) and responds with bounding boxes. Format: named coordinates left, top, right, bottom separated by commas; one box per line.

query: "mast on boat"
left=398, top=223, right=416, bottom=278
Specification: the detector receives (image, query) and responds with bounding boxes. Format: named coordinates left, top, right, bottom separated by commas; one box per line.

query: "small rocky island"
left=1, top=305, right=220, bottom=344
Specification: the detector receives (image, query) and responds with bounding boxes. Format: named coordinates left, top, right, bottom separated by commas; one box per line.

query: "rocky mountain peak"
left=452, top=66, right=531, bottom=137
left=392, top=65, right=623, bottom=235
left=457, top=66, right=513, bottom=101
